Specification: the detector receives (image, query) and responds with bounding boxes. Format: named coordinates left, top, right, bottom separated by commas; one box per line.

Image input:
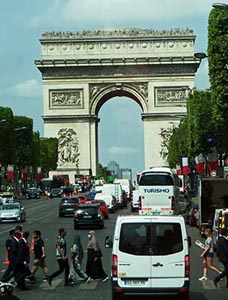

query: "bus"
left=138, top=167, right=181, bottom=216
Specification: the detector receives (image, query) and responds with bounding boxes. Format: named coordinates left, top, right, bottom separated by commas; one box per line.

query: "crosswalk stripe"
left=40, top=278, right=62, bottom=290
left=78, top=281, right=98, bottom=289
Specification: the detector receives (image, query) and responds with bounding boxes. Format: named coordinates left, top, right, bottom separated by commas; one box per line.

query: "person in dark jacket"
left=11, top=229, right=28, bottom=290
left=85, top=231, right=109, bottom=283
left=214, top=228, right=228, bottom=287
left=1, top=230, right=15, bottom=283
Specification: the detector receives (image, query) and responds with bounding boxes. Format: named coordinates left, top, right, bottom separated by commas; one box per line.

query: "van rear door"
left=117, top=221, right=151, bottom=289
left=150, top=220, right=186, bottom=288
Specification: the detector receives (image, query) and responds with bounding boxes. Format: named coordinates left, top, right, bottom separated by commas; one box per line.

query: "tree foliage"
left=40, top=137, right=58, bottom=176
left=208, top=7, right=228, bottom=151
left=0, top=107, right=14, bottom=166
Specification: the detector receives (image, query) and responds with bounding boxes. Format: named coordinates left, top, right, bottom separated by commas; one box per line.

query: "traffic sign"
left=210, top=170, right=217, bottom=177
left=225, top=157, right=228, bottom=166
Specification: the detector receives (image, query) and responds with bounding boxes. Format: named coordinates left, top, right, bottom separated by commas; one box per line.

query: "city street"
left=0, top=197, right=228, bottom=300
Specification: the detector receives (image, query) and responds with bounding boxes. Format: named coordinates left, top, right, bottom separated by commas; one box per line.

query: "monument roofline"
left=40, top=28, right=195, bottom=42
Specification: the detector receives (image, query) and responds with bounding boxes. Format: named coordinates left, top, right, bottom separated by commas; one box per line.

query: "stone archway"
left=35, top=28, right=200, bottom=181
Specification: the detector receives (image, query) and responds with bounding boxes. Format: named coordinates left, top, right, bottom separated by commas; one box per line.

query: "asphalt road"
left=0, top=197, right=228, bottom=300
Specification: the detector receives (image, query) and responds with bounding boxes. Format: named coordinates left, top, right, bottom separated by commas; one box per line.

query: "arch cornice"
left=90, top=82, right=148, bottom=115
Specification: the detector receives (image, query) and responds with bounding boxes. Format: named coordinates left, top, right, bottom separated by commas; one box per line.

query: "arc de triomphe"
left=35, top=28, right=200, bottom=181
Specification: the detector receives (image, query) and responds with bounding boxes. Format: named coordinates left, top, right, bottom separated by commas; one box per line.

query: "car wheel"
left=59, top=213, right=64, bottom=217
left=74, top=222, right=79, bottom=230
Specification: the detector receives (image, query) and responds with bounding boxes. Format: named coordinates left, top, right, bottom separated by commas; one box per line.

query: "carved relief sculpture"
left=50, top=90, right=84, bottom=108
left=57, top=128, right=80, bottom=168
left=155, top=87, right=188, bottom=106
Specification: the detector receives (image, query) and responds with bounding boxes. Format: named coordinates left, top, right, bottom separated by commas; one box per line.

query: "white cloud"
left=14, top=79, right=42, bottom=97
left=109, top=146, right=139, bottom=155
left=27, top=0, right=215, bottom=28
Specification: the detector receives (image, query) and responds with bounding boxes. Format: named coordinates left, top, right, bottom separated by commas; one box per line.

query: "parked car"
left=49, top=188, right=63, bottom=198
left=26, top=188, right=41, bottom=199
left=59, top=196, right=80, bottom=217
left=185, top=203, right=199, bottom=226
left=74, top=203, right=104, bottom=229
left=0, top=202, right=26, bottom=223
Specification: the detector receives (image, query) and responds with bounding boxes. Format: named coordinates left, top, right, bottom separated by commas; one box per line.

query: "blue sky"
left=0, top=0, right=214, bottom=177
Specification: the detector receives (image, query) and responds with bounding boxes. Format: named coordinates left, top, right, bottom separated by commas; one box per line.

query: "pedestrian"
left=10, top=229, right=28, bottom=290
left=21, top=231, right=32, bottom=278
left=213, top=228, right=228, bottom=287
left=26, top=230, right=51, bottom=285
left=69, top=235, right=88, bottom=282
left=44, top=188, right=49, bottom=200
left=1, top=230, right=15, bottom=283
left=199, top=228, right=221, bottom=280
left=86, top=231, right=109, bottom=283
left=49, top=228, right=73, bottom=286
left=0, top=282, right=21, bottom=300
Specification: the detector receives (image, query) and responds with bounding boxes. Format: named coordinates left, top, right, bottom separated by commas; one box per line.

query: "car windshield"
left=0, top=204, right=20, bottom=210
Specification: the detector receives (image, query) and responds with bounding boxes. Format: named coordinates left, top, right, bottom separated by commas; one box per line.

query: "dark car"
left=59, top=196, right=80, bottom=217
left=49, top=188, right=63, bottom=198
left=26, top=188, right=41, bottom=199
left=74, top=203, right=104, bottom=229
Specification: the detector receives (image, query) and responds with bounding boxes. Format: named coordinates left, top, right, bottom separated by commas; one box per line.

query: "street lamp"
left=212, top=3, right=228, bottom=9
left=0, top=119, right=6, bottom=124
left=194, top=52, right=208, bottom=60
left=14, top=126, right=27, bottom=131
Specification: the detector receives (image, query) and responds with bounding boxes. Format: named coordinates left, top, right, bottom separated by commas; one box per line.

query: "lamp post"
left=212, top=3, right=228, bottom=9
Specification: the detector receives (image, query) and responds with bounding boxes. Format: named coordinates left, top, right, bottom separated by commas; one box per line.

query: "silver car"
left=0, top=202, right=26, bottom=223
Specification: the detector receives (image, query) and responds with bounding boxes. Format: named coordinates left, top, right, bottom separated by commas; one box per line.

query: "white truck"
left=198, top=178, right=228, bottom=236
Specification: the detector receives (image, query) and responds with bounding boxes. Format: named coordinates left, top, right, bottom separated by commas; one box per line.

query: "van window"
left=119, top=222, right=183, bottom=256
left=139, top=174, right=174, bottom=186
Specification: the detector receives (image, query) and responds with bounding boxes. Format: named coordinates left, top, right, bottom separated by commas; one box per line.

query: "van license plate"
left=152, top=212, right=160, bottom=215
left=125, top=280, right=145, bottom=285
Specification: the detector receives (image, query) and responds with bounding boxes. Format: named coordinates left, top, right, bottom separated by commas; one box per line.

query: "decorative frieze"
left=41, top=28, right=194, bottom=39
left=57, top=128, right=80, bottom=168
left=49, top=89, right=84, bottom=109
left=155, top=87, right=188, bottom=107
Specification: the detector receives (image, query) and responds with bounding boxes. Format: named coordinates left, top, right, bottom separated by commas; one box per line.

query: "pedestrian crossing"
left=29, top=278, right=99, bottom=290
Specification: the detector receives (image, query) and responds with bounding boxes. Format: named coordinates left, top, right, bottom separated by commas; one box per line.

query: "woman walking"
left=199, top=228, right=221, bottom=280
left=86, top=231, right=109, bottom=283
left=69, top=235, right=88, bottom=282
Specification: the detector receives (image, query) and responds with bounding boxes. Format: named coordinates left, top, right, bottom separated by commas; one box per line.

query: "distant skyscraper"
left=121, top=168, right=132, bottom=180
left=107, top=161, right=120, bottom=178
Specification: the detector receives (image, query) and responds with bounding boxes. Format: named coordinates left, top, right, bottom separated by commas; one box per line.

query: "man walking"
left=1, top=230, right=15, bottom=283
left=49, top=228, right=73, bottom=286
left=214, top=228, right=228, bottom=287
left=27, top=230, right=51, bottom=285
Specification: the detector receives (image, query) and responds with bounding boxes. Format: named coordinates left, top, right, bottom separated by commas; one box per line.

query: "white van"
left=114, top=179, right=133, bottom=200
left=94, top=193, right=117, bottom=212
left=102, top=183, right=125, bottom=208
left=105, top=215, right=190, bottom=300
left=131, top=190, right=139, bottom=212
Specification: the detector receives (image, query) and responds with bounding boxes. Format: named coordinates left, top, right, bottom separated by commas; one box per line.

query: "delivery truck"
left=198, top=178, right=228, bottom=236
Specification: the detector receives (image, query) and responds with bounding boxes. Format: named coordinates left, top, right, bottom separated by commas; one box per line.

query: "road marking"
left=40, top=278, right=62, bottom=290
left=78, top=281, right=98, bottom=289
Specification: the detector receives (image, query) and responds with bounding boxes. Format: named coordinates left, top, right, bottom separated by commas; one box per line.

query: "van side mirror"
left=105, top=235, right=113, bottom=248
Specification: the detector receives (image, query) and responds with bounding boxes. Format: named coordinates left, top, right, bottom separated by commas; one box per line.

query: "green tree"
left=32, top=131, right=41, bottom=174
left=0, top=107, right=14, bottom=167
left=14, top=116, right=33, bottom=172
left=208, top=7, right=228, bottom=152
left=40, top=137, right=58, bottom=177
